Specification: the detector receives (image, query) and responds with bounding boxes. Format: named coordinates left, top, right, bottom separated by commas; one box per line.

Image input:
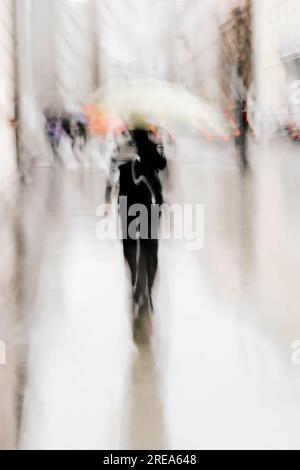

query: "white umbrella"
left=90, top=79, right=231, bottom=137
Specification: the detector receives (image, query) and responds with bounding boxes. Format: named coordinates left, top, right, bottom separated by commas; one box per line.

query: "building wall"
left=54, top=0, right=96, bottom=109
left=16, top=0, right=98, bottom=165
left=173, top=0, right=246, bottom=104
left=17, top=0, right=96, bottom=111
left=0, top=1, right=18, bottom=446
left=0, top=0, right=17, bottom=185
left=174, top=0, right=300, bottom=135
left=97, top=0, right=171, bottom=85
left=174, top=0, right=220, bottom=101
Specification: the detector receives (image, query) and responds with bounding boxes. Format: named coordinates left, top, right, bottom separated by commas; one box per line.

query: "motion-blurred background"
left=1, top=0, right=300, bottom=451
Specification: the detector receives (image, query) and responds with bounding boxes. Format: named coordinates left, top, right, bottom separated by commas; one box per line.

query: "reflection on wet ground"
left=1, top=138, right=300, bottom=449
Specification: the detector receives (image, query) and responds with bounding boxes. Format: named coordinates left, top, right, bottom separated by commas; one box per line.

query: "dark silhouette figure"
left=75, top=120, right=88, bottom=150
left=235, top=98, right=249, bottom=169
left=118, top=130, right=167, bottom=315
left=61, top=117, right=75, bottom=148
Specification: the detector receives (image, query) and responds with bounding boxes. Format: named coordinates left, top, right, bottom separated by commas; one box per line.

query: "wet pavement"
left=1, top=137, right=300, bottom=449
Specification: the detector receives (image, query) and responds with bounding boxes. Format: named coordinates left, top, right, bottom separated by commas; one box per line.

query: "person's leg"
left=123, top=238, right=148, bottom=316
left=239, top=126, right=248, bottom=170
left=146, top=239, right=159, bottom=307
left=105, top=184, right=112, bottom=204
left=105, top=158, right=119, bottom=203
left=122, top=239, right=137, bottom=288
left=134, top=239, right=148, bottom=306
left=147, top=206, right=160, bottom=297
left=50, top=139, right=60, bottom=163
left=121, top=210, right=150, bottom=314
left=235, top=100, right=249, bottom=170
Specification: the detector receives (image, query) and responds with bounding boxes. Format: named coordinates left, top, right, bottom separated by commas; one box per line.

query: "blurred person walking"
left=220, top=1, right=253, bottom=170
left=235, top=98, right=249, bottom=169
left=118, top=130, right=167, bottom=317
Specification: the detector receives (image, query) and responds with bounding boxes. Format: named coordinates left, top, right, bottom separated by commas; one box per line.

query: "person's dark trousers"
left=122, top=238, right=158, bottom=306
left=144, top=239, right=158, bottom=296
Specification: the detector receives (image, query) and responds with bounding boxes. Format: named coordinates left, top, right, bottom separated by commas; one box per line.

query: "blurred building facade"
left=15, top=0, right=171, bottom=110
left=170, top=0, right=300, bottom=136
left=173, top=1, right=252, bottom=103
left=16, top=0, right=98, bottom=110
left=0, top=0, right=17, bottom=186
left=14, top=0, right=173, bottom=165
left=97, top=0, right=171, bottom=85
left=173, top=0, right=221, bottom=102
left=15, top=0, right=99, bottom=164
left=2, top=0, right=300, bottom=181
left=253, top=0, right=300, bottom=134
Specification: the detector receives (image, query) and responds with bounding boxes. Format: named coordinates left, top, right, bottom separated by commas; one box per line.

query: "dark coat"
left=119, top=131, right=166, bottom=208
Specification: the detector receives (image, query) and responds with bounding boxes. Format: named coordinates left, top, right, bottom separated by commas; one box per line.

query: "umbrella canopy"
left=84, top=104, right=125, bottom=136
left=89, top=79, right=231, bottom=138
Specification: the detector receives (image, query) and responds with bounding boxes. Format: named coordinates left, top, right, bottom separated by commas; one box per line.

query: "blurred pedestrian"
left=118, top=129, right=167, bottom=316
left=235, top=98, right=249, bottom=169
left=44, top=113, right=62, bottom=157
